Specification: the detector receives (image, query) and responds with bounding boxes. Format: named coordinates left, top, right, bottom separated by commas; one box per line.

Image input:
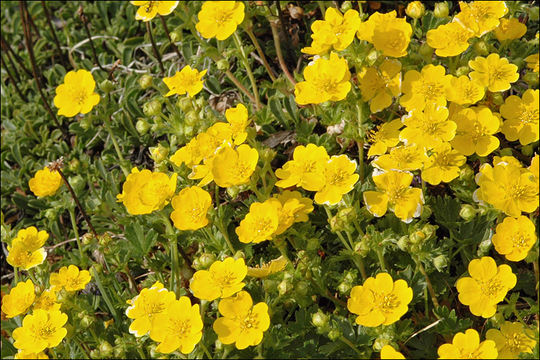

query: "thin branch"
left=41, top=1, right=68, bottom=68
left=269, top=17, right=296, bottom=86
left=0, top=32, right=32, bottom=77
left=244, top=25, right=277, bottom=82
left=1, top=53, right=28, bottom=102
left=146, top=21, right=165, bottom=74
left=159, top=15, right=182, bottom=61
left=77, top=5, right=105, bottom=71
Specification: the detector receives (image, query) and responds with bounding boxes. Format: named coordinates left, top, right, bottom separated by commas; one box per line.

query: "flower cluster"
left=6, top=227, right=48, bottom=270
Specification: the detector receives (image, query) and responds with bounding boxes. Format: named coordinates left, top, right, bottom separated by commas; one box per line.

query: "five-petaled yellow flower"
left=468, top=54, right=519, bottom=92
left=226, top=103, right=250, bottom=145
left=211, top=144, right=259, bottom=188
left=117, top=167, right=178, bottom=215
left=275, top=144, right=329, bottom=191
left=1, top=280, right=35, bottom=318
left=14, top=350, right=49, bottom=359
left=450, top=106, right=500, bottom=157
left=494, top=17, right=527, bottom=41
left=446, top=76, right=485, bottom=106
left=29, top=167, right=62, bottom=198
left=190, top=257, right=247, bottom=300
left=213, top=291, right=270, bottom=350
left=367, top=119, right=403, bottom=157
left=437, top=328, right=498, bottom=359
left=151, top=297, right=203, bottom=354
left=170, top=186, right=212, bottom=231
left=196, top=1, right=245, bottom=40
left=400, top=64, right=452, bottom=111
left=295, top=52, right=351, bottom=105
left=485, top=321, right=537, bottom=359
left=347, top=272, right=413, bottom=327
left=53, top=69, right=100, bottom=117
left=131, top=1, right=179, bottom=21
left=314, top=155, right=359, bottom=205
left=427, top=21, right=473, bottom=57
left=421, top=142, right=466, bottom=185
left=49, top=265, right=92, bottom=292
left=12, top=309, right=68, bottom=353
left=456, top=256, right=516, bottom=318
left=492, top=216, right=537, bottom=262
left=357, top=11, right=412, bottom=58
left=358, top=60, right=402, bottom=113
left=163, top=65, right=207, bottom=97
left=236, top=200, right=280, bottom=244
left=399, top=104, right=456, bottom=150
left=7, top=226, right=48, bottom=270
left=380, top=345, right=405, bottom=360
left=500, top=89, right=539, bottom=145
left=455, top=1, right=508, bottom=37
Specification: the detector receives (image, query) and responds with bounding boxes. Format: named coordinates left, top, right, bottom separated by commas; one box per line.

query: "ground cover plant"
left=1, top=1, right=539, bottom=359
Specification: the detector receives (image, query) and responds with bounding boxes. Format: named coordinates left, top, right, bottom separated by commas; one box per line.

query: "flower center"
left=255, top=218, right=273, bottom=235
left=215, top=12, right=233, bottom=26
left=38, top=323, right=55, bottom=340
left=519, top=107, right=539, bottom=125
left=480, top=278, right=503, bottom=297
left=507, top=333, right=527, bottom=354
left=74, top=90, right=88, bottom=105
left=420, top=81, right=443, bottom=100
left=512, top=233, right=531, bottom=249
left=329, top=169, right=347, bottom=186
left=372, top=292, right=400, bottom=313
left=242, top=311, right=259, bottom=330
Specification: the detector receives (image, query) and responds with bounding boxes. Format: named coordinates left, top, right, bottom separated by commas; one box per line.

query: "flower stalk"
left=232, top=32, right=261, bottom=110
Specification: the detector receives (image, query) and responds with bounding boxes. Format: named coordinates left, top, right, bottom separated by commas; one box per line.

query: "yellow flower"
left=190, top=257, right=247, bottom=300
left=525, top=53, right=539, bottom=73
left=456, top=256, right=516, bottom=318
left=12, top=309, right=68, bottom=353
left=196, top=1, right=245, bottom=40
left=358, top=60, right=402, bottom=113
left=476, top=162, right=538, bottom=217
left=347, top=273, right=413, bottom=327
left=53, top=69, right=100, bottom=117
left=170, top=186, right=211, bottom=231
left=295, top=52, right=351, bottom=105
left=485, top=322, right=537, bottom=359
left=163, top=65, right=206, bottom=97
left=131, top=1, right=178, bottom=21
left=226, top=103, right=250, bottom=145
left=372, top=144, right=427, bottom=172
left=357, top=11, right=398, bottom=43
left=492, top=216, right=537, bottom=262
left=314, top=155, right=359, bottom=205
left=117, top=167, right=177, bottom=215
left=427, top=21, right=473, bottom=57
left=1, top=280, right=35, bottom=318
left=367, top=119, right=403, bottom=157
left=500, top=89, right=539, bottom=145
left=357, top=11, right=412, bottom=57
left=247, top=256, right=288, bottom=278
left=273, top=190, right=314, bottom=223
left=405, top=1, right=424, bottom=19
left=267, top=198, right=304, bottom=235
left=150, top=297, right=203, bottom=354
left=455, top=1, right=508, bottom=37
left=447, top=76, right=485, bottom=105
left=49, top=265, right=92, bottom=292
left=235, top=201, right=280, bottom=244
left=450, top=106, right=500, bottom=157
left=364, top=170, right=424, bottom=223
left=400, top=104, right=456, bottom=150
left=33, top=289, right=61, bottom=312
left=469, top=54, right=519, bottom=92
left=7, top=226, right=48, bottom=270
left=275, top=144, right=329, bottom=191
left=14, top=350, right=49, bottom=359
left=437, top=329, right=498, bottom=359
left=422, top=143, right=466, bottom=185
left=213, top=291, right=270, bottom=350
left=400, top=64, right=452, bottom=112
left=211, top=144, right=258, bottom=188
left=380, top=345, right=405, bottom=359
left=529, top=154, right=539, bottom=187
left=126, top=281, right=176, bottom=337
left=494, top=17, right=527, bottom=41
left=302, top=8, right=360, bottom=55
left=29, top=167, right=62, bottom=197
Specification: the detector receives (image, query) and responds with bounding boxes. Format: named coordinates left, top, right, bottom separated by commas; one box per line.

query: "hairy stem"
left=244, top=26, right=277, bottom=82
left=146, top=21, right=165, bottom=74
left=269, top=18, right=296, bottom=86
left=233, top=32, right=261, bottom=110
left=78, top=5, right=105, bottom=72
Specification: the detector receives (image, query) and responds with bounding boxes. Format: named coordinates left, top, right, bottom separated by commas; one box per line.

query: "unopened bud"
left=433, top=2, right=449, bottom=18
left=419, top=43, right=434, bottom=59
left=327, top=329, right=342, bottom=341
left=523, top=71, right=539, bottom=87
left=217, top=59, right=229, bottom=71
left=410, top=231, right=426, bottom=244
left=170, top=30, right=182, bottom=43
left=397, top=236, right=410, bottom=252
left=406, top=1, right=425, bottom=19
left=455, top=66, right=470, bottom=77
left=278, top=279, right=293, bottom=295
left=473, top=40, right=489, bottom=56
left=99, top=341, right=113, bottom=357
left=340, top=1, right=353, bottom=12
left=312, top=310, right=329, bottom=327
left=459, top=165, right=474, bottom=181
left=491, top=92, right=504, bottom=105
left=138, top=74, right=153, bottom=89
left=143, top=99, right=162, bottom=117
left=150, top=144, right=169, bottom=164
left=366, top=50, right=379, bottom=66
left=433, top=255, right=449, bottom=271
left=521, top=144, right=534, bottom=157
left=185, top=110, right=198, bottom=126
left=459, top=204, right=477, bottom=221
left=136, top=119, right=150, bottom=135
left=99, top=80, right=114, bottom=93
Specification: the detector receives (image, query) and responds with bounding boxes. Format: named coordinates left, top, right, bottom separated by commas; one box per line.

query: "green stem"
left=200, top=342, right=213, bottom=359
left=232, top=32, right=261, bottom=110
left=68, top=206, right=85, bottom=266
left=356, top=104, right=365, bottom=182
left=91, top=267, right=119, bottom=323
left=416, top=260, right=440, bottom=308
left=244, top=26, right=277, bottom=82
left=339, top=336, right=363, bottom=356
left=27, top=269, right=38, bottom=285
left=137, top=347, right=146, bottom=359
left=268, top=18, right=296, bottom=86
left=375, top=248, right=387, bottom=272
left=14, top=267, right=19, bottom=283
left=102, top=114, right=129, bottom=177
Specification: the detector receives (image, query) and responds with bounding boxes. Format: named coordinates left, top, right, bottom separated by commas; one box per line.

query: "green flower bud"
left=44, top=208, right=58, bottom=222
left=397, top=236, right=410, bottom=252
left=81, top=233, right=94, bottom=245
left=170, top=30, right=182, bottom=43
left=226, top=185, right=240, bottom=199
left=68, top=158, right=80, bottom=172
left=185, top=110, right=198, bottom=126
left=459, top=204, right=477, bottom=221
left=477, top=238, right=492, bottom=256
left=473, top=40, right=489, bottom=56
left=523, top=72, right=540, bottom=87
left=143, top=99, right=162, bottom=117
left=373, top=337, right=391, bottom=352
left=341, top=1, right=352, bottom=11
left=366, top=50, right=379, bottom=66
left=92, top=264, right=103, bottom=274
left=312, top=310, right=329, bottom=328
left=491, top=92, right=504, bottom=106
left=149, top=144, right=169, bottom=164
left=80, top=115, right=93, bottom=131
left=99, top=341, right=113, bottom=357
left=184, top=125, right=194, bottom=138
left=261, top=147, right=277, bottom=163
left=420, top=205, right=432, bottom=220
left=295, top=281, right=309, bottom=296
left=521, top=144, right=534, bottom=157
left=410, top=230, right=426, bottom=244
left=459, top=165, right=474, bottom=181
left=90, top=350, right=100, bottom=359
left=499, top=148, right=513, bottom=157
left=433, top=2, right=449, bottom=18
left=338, top=281, right=352, bottom=295
left=455, top=66, right=470, bottom=77
left=136, top=119, right=150, bottom=135
left=278, top=279, right=293, bottom=295
left=177, top=96, right=193, bottom=112
left=99, top=233, right=112, bottom=247
left=433, top=254, right=449, bottom=272
left=327, top=329, right=342, bottom=341
left=217, top=59, right=230, bottom=71
left=354, top=239, right=370, bottom=257
left=69, top=175, right=85, bottom=194
left=138, top=74, right=153, bottom=90
left=114, top=347, right=126, bottom=359
left=234, top=250, right=245, bottom=260
left=419, top=43, right=434, bottom=58
left=199, top=253, right=216, bottom=269
left=148, top=344, right=159, bottom=359
left=421, top=224, right=437, bottom=239
left=406, top=1, right=425, bottom=19
left=99, top=80, right=114, bottom=93
left=263, top=279, right=278, bottom=293
left=528, top=5, right=540, bottom=21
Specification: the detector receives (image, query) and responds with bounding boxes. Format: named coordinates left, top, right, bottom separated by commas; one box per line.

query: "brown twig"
left=77, top=5, right=105, bottom=72
left=19, top=1, right=66, bottom=136
left=159, top=15, right=182, bottom=61
left=244, top=25, right=277, bottom=82
left=1, top=53, right=27, bottom=102
left=41, top=1, right=68, bottom=68
left=107, top=59, right=121, bottom=80
left=0, top=33, right=32, bottom=78
left=269, top=17, right=296, bottom=85
left=146, top=21, right=165, bottom=74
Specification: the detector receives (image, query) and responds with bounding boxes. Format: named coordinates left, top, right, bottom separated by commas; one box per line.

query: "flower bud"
left=150, top=144, right=169, bottom=164
left=80, top=115, right=93, bottom=130
left=99, top=341, right=113, bottom=358
left=138, top=74, right=153, bottom=89
left=491, top=92, right=504, bottom=106
left=199, top=253, right=216, bottom=269
left=354, top=240, right=370, bottom=257
left=44, top=208, right=58, bottom=222
left=409, top=230, right=426, bottom=244
left=312, top=310, right=329, bottom=328
left=234, top=250, right=246, bottom=260
left=99, top=233, right=112, bottom=247
left=459, top=204, right=477, bottom=221
left=433, top=2, right=449, bottom=18
left=420, top=205, right=432, bottom=220
left=278, top=279, right=293, bottom=295
left=136, top=119, right=150, bottom=135
left=185, top=110, right=199, bottom=126
left=216, top=59, right=230, bottom=71
left=433, top=254, right=449, bottom=272
left=421, top=224, right=437, bottom=239
left=459, top=165, right=474, bottom=181
left=99, top=80, right=114, bottom=93
left=81, top=233, right=94, bottom=245
left=263, top=279, right=278, bottom=293
left=338, top=281, right=352, bottom=295
left=295, top=281, right=309, bottom=296
left=68, top=158, right=81, bottom=172
left=177, top=96, right=193, bottom=112
left=473, top=40, right=489, bottom=56
left=397, top=236, right=410, bottom=252
left=455, top=66, right=470, bottom=77
left=327, top=329, right=342, bottom=341
left=226, top=185, right=240, bottom=199
left=477, top=238, right=492, bottom=256
left=90, top=350, right=100, bottom=359
left=366, top=50, right=379, bottom=66
left=373, top=337, right=391, bottom=352
left=214, top=339, right=223, bottom=351
left=419, top=43, right=434, bottom=58
left=143, top=99, right=162, bottom=117
left=523, top=72, right=539, bottom=87
left=406, top=1, right=425, bottom=19
left=528, top=5, right=540, bottom=21
left=170, top=30, right=182, bottom=43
